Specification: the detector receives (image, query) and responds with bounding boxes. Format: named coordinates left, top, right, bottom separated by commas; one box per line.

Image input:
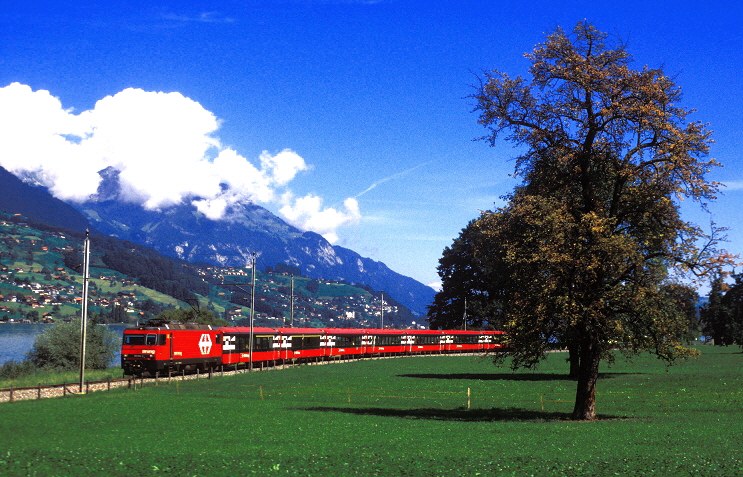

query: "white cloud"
left=0, top=82, right=361, bottom=242
left=722, top=180, right=743, bottom=191
left=161, top=11, right=236, bottom=24
left=279, top=196, right=361, bottom=243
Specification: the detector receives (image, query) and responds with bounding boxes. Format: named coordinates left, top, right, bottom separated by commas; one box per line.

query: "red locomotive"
left=121, top=324, right=505, bottom=376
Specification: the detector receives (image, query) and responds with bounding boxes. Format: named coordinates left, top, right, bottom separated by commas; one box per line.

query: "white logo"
left=199, top=334, right=213, bottom=355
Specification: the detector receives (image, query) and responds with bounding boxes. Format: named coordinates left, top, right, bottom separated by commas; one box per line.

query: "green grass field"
left=1, top=347, right=742, bottom=476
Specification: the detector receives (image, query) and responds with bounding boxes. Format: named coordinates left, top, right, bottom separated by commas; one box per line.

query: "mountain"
left=75, top=169, right=436, bottom=316
left=0, top=211, right=417, bottom=329
left=0, top=165, right=435, bottom=317
left=0, top=165, right=92, bottom=232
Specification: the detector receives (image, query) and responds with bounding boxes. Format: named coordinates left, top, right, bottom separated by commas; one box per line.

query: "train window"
left=148, top=334, right=166, bottom=345
left=292, top=335, right=321, bottom=350
left=237, top=335, right=250, bottom=351
left=254, top=336, right=273, bottom=351
left=125, top=334, right=165, bottom=346
left=415, top=335, right=439, bottom=345
left=453, top=335, right=478, bottom=345
left=227, top=334, right=275, bottom=351
left=375, top=335, right=397, bottom=346
left=335, top=335, right=362, bottom=347
left=124, top=334, right=145, bottom=345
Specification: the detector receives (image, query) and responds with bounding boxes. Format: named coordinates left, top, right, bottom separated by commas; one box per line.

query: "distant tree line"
left=265, top=263, right=302, bottom=276
left=701, top=272, right=743, bottom=346
left=150, top=308, right=228, bottom=327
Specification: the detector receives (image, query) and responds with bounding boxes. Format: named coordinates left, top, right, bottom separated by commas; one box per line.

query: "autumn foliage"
left=433, top=21, right=734, bottom=420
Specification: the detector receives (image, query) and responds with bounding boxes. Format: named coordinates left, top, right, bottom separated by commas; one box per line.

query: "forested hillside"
left=0, top=212, right=418, bottom=328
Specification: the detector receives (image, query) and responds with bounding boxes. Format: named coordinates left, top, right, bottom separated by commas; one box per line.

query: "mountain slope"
left=79, top=198, right=435, bottom=315
left=0, top=165, right=92, bottom=232
left=0, top=165, right=435, bottom=315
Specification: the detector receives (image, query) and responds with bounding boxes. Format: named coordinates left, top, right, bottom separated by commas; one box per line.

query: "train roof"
left=219, top=326, right=281, bottom=334
left=126, top=323, right=218, bottom=331
left=127, top=325, right=504, bottom=335
left=218, top=327, right=502, bottom=335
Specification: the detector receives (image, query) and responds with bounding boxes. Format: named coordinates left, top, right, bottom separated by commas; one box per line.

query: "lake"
left=0, top=323, right=128, bottom=367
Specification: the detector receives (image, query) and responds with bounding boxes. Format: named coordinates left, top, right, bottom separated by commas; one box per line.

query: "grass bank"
left=0, top=368, right=125, bottom=389
left=1, top=348, right=741, bottom=476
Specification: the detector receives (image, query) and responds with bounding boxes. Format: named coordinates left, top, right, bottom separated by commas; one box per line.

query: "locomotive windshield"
left=125, top=334, right=166, bottom=346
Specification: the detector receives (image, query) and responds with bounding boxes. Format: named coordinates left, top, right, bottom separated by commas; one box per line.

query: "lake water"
left=0, top=323, right=128, bottom=367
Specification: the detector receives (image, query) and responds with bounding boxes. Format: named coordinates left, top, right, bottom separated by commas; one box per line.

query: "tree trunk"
left=567, top=344, right=580, bottom=379
left=572, top=338, right=601, bottom=420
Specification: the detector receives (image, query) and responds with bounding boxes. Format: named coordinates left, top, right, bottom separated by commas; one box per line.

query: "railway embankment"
left=0, top=352, right=488, bottom=403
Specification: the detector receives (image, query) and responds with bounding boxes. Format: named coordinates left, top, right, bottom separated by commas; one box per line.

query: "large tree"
left=700, top=272, right=730, bottom=344
left=470, top=21, right=732, bottom=420
left=722, top=276, right=743, bottom=346
left=427, top=220, right=506, bottom=330
left=702, top=271, right=743, bottom=346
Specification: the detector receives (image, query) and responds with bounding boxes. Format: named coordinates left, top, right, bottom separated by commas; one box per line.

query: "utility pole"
left=249, top=253, right=256, bottom=371
left=380, top=292, right=384, bottom=329
left=221, top=252, right=258, bottom=371
left=78, top=230, right=90, bottom=392
left=463, top=297, right=467, bottom=331
left=290, top=275, right=294, bottom=327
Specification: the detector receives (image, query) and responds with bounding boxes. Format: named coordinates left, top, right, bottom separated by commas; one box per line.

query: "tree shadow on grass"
left=295, top=406, right=624, bottom=422
left=398, top=373, right=572, bottom=381
left=397, top=372, right=641, bottom=381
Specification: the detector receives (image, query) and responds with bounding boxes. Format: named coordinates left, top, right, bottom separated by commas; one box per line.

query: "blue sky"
left=0, top=0, right=741, bottom=289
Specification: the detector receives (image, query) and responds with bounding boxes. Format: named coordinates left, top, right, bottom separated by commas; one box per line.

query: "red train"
left=121, top=324, right=506, bottom=376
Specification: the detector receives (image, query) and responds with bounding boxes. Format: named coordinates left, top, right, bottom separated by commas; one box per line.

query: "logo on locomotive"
left=199, top=333, right=213, bottom=355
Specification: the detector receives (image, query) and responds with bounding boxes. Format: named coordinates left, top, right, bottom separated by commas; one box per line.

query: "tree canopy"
left=448, top=21, right=733, bottom=420
left=29, top=317, right=119, bottom=371
left=701, top=272, right=743, bottom=346
left=427, top=219, right=505, bottom=330
left=154, top=308, right=229, bottom=327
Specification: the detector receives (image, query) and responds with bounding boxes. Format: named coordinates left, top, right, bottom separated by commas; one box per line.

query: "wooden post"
left=467, top=387, right=471, bottom=410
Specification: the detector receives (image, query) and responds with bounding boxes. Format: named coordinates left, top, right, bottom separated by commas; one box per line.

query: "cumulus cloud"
left=0, top=82, right=361, bottom=241
left=279, top=195, right=361, bottom=244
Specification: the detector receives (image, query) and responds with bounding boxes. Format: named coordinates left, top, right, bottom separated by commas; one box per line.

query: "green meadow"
left=1, top=347, right=742, bottom=476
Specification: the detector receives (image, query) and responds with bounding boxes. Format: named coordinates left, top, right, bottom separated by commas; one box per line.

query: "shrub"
left=0, top=360, right=36, bottom=380
left=28, top=318, right=120, bottom=371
